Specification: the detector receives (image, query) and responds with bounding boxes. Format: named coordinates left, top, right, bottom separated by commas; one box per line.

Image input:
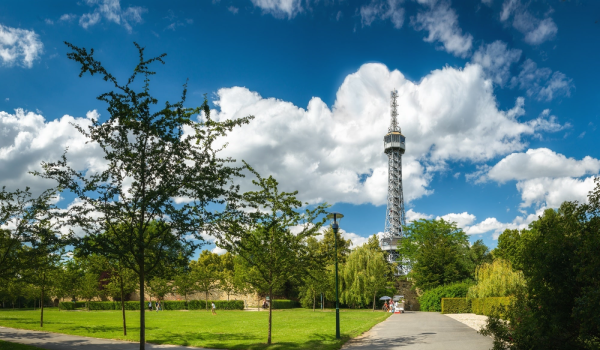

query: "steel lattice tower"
left=381, top=90, right=406, bottom=268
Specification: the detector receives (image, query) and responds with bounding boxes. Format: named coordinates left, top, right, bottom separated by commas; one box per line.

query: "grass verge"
left=0, top=339, right=44, bottom=349
left=0, top=308, right=390, bottom=349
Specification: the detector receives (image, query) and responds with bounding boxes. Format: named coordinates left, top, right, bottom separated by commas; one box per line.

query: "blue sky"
left=1, top=0, right=599, bottom=254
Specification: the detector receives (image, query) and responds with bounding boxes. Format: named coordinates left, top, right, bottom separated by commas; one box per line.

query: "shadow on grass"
left=149, top=331, right=355, bottom=350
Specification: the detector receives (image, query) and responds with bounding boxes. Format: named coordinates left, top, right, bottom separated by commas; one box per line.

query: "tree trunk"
left=372, top=293, right=376, bottom=311
left=139, top=264, right=145, bottom=350
left=121, top=276, right=127, bottom=336
left=205, top=291, right=209, bottom=311
left=40, top=286, right=44, bottom=327
left=313, top=294, right=316, bottom=312
left=268, top=286, right=272, bottom=345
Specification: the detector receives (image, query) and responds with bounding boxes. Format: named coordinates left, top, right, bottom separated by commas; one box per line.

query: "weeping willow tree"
left=467, top=258, right=525, bottom=299
left=340, top=245, right=388, bottom=310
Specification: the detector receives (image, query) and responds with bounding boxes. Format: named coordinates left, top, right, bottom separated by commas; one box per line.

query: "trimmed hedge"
left=186, top=300, right=245, bottom=310
left=272, top=300, right=299, bottom=309
left=59, top=302, right=87, bottom=310
left=59, top=300, right=244, bottom=311
left=420, top=281, right=473, bottom=312
left=161, top=301, right=187, bottom=310
left=471, top=297, right=511, bottom=318
left=441, top=298, right=471, bottom=314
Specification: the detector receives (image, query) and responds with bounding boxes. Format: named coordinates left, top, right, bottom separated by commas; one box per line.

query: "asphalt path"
left=0, top=326, right=215, bottom=350
left=342, top=311, right=493, bottom=350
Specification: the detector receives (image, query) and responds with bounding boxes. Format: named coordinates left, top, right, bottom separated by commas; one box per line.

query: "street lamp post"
left=327, top=212, right=344, bottom=339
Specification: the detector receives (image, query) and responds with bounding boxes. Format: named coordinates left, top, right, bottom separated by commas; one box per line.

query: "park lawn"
left=0, top=340, right=44, bottom=350
left=0, top=308, right=390, bottom=350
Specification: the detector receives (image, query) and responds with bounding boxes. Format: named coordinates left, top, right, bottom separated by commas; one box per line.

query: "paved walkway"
left=0, top=326, right=216, bottom=350
left=342, top=311, right=493, bottom=350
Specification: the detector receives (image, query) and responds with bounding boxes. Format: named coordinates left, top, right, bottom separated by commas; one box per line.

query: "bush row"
left=59, top=300, right=245, bottom=311
left=419, top=281, right=473, bottom=312
left=441, top=298, right=471, bottom=314
left=471, top=297, right=511, bottom=318
left=440, top=297, right=512, bottom=317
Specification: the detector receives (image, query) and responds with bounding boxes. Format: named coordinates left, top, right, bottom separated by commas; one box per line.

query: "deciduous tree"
left=37, top=42, right=252, bottom=350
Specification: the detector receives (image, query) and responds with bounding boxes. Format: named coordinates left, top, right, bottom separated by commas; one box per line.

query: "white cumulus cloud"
left=511, top=59, right=573, bottom=101
left=0, top=109, right=106, bottom=195
left=500, top=0, right=558, bottom=45
left=516, top=177, right=595, bottom=208
left=251, top=0, right=303, bottom=19
left=205, top=63, right=565, bottom=206
left=78, top=0, right=146, bottom=32
left=471, top=41, right=521, bottom=86
left=483, top=148, right=600, bottom=183
left=438, top=212, right=476, bottom=228
left=360, top=0, right=405, bottom=29
left=412, top=0, right=473, bottom=57
left=0, top=24, right=43, bottom=68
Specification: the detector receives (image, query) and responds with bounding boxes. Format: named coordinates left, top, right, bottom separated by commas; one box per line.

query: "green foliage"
left=492, top=229, right=523, bottom=270
left=88, top=302, right=118, bottom=310
left=398, top=219, right=474, bottom=290
left=481, top=185, right=600, bottom=349
left=39, top=42, right=252, bottom=347
left=419, top=281, right=473, bottom=312
left=467, top=259, right=525, bottom=299
left=340, top=244, right=388, bottom=310
left=441, top=298, right=471, bottom=314
left=214, top=163, right=328, bottom=344
left=190, top=250, right=221, bottom=309
left=271, top=300, right=299, bottom=309
left=161, top=301, right=186, bottom=310
left=146, top=277, right=172, bottom=301
left=187, top=300, right=244, bottom=310
left=469, top=239, right=493, bottom=267
left=59, top=302, right=87, bottom=310
left=471, top=297, right=511, bottom=318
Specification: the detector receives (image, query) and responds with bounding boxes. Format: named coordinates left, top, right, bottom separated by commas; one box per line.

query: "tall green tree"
left=218, top=252, right=239, bottom=301
left=78, top=272, right=100, bottom=310
left=492, top=229, right=524, bottom=270
left=104, top=263, right=137, bottom=335
left=214, top=164, right=327, bottom=345
left=398, top=218, right=473, bottom=290
left=0, top=187, right=65, bottom=282
left=173, top=269, right=198, bottom=303
left=190, top=250, right=221, bottom=310
left=482, top=182, right=600, bottom=349
left=341, top=244, right=388, bottom=310
left=146, top=277, right=172, bottom=302
left=467, top=258, right=524, bottom=299
left=37, top=43, right=252, bottom=349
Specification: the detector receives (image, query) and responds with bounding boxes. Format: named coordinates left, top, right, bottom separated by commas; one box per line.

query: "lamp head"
left=326, top=212, right=344, bottom=229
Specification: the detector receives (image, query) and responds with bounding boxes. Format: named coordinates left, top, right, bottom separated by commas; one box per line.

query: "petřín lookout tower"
left=380, top=90, right=406, bottom=268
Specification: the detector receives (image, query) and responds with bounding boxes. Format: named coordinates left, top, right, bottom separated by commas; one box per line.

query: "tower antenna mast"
left=381, top=90, right=406, bottom=273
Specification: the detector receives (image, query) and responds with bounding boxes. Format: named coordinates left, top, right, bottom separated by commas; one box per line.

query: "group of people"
left=148, top=300, right=162, bottom=312
left=383, top=300, right=404, bottom=313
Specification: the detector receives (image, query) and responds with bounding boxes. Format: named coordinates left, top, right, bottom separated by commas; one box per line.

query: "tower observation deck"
left=381, top=90, right=406, bottom=270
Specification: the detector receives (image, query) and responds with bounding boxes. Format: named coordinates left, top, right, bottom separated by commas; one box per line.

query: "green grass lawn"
left=0, top=339, right=44, bottom=350
left=0, top=308, right=390, bottom=350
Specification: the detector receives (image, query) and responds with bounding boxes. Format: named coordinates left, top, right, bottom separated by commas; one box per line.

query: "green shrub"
left=272, top=300, right=298, bottom=309
left=472, top=298, right=484, bottom=315
left=470, top=297, right=512, bottom=318
left=188, top=300, right=244, bottom=310
left=161, top=301, right=186, bottom=310
left=88, top=302, right=118, bottom=310
left=187, top=300, right=207, bottom=310
left=122, top=301, right=143, bottom=310
left=419, top=281, right=473, bottom=312
left=441, top=298, right=471, bottom=314
left=58, top=302, right=87, bottom=310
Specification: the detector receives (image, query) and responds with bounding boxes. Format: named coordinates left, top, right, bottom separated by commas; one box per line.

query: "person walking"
left=211, top=302, right=217, bottom=315
left=156, top=300, right=160, bottom=312
left=148, top=301, right=152, bottom=311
